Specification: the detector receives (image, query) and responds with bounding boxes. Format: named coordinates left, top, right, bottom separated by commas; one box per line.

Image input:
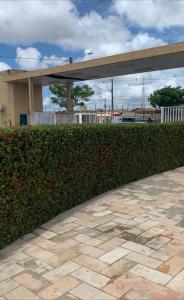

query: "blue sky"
left=0, top=0, right=184, bottom=110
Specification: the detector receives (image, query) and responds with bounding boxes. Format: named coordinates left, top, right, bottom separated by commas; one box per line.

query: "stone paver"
left=44, top=248, right=80, bottom=267
left=14, top=272, right=49, bottom=292
left=0, top=279, right=19, bottom=296
left=97, top=237, right=126, bottom=251
left=49, top=239, right=79, bottom=254
left=70, top=283, right=116, bottom=300
left=72, top=266, right=110, bottom=288
left=0, top=264, right=24, bottom=282
left=146, top=236, right=171, bottom=250
left=76, top=243, right=105, bottom=258
left=130, top=264, right=172, bottom=285
left=38, top=276, right=79, bottom=299
left=167, top=269, right=184, bottom=293
left=125, top=251, right=163, bottom=268
left=31, top=236, right=56, bottom=250
left=42, top=261, right=80, bottom=282
left=18, top=257, right=53, bottom=275
left=150, top=250, right=171, bottom=262
left=0, top=167, right=184, bottom=299
left=24, top=245, right=55, bottom=260
left=34, top=228, right=58, bottom=240
left=158, top=254, right=184, bottom=276
left=74, top=234, right=102, bottom=246
left=122, top=241, right=154, bottom=256
left=73, top=254, right=108, bottom=272
left=123, top=289, right=152, bottom=300
left=5, top=286, right=41, bottom=300
left=99, top=247, right=130, bottom=264
left=101, top=258, right=136, bottom=278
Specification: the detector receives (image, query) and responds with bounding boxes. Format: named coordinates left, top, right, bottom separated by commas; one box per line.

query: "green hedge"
left=0, top=123, right=184, bottom=248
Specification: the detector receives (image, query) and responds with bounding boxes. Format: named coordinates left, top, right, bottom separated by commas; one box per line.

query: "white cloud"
left=0, top=0, right=77, bottom=45
left=126, top=33, right=165, bottom=51
left=43, top=97, right=62, bottom=112
left=0, top=0, right=164, bottom=59
left=16, top=47, right=42, bottom=70
left=0, top=62, right=11, bottom=71
left=16, top=47, right=68, bottom=70
left=112, top=0, right=184, bottom=29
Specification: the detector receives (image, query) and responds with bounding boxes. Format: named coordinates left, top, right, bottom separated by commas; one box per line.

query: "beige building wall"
left=13, top=82, right=43, bottom=126
left=0, top=79, right=43, bottom=126
left=0, top=81, right=15, bottom=126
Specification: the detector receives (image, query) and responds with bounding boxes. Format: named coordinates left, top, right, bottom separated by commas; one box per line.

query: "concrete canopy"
left=1, top=41, right=184, bottom=85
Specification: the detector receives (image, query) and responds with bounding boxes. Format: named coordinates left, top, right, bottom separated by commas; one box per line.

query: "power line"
left=102, top=81, right=111, bottom=92
left=90, top=82, right=108, bottom=92
left=0, top=55, right=69, bottom=62
left=98, top=77, right=184, bottom=82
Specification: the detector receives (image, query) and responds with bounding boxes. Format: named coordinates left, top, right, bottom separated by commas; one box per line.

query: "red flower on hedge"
left=19, top=139, right=25, bottom=145
left=3, top=134, right=14, bottom=142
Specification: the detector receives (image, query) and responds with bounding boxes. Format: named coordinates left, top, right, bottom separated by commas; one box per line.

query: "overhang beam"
left=47, top=74, right=85, bottom=81
left=1, top=41, right=184, bottom=84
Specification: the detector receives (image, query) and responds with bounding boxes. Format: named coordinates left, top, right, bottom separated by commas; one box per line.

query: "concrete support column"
left=160, top=107, right=164, bottom=123
left=79, top=113, right=82, bottom=124
left=28, top=77, right=34, bottom=125
left=66, top=81, right=73, bottom=113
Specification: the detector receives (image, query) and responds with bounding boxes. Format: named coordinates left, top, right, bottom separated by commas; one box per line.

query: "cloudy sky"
left=1, top=0, right=184, bottom=110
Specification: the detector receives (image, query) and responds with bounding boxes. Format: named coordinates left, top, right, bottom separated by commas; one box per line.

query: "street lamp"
left=68, top=52, right=93, bottom=64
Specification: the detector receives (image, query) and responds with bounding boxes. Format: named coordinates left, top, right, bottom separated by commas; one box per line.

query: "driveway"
left=0, top=167, right=184, bottom=299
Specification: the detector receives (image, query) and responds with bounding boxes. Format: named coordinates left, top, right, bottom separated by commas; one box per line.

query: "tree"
left=148, top=86, right=184, bottom=108
left=49, top=83, right=94, bottom=111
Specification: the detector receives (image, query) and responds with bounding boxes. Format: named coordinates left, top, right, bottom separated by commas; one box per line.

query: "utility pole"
left=141, top=78, right=145, bottom=109
left=104, top=99, right=107, bottom=120
left=111, top=78, right=114, bottom=117
left=104, top=99, right=107, bottom=112
left=66, top=57, right=73, bottom=113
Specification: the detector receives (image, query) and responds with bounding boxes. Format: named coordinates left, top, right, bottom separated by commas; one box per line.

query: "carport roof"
left=1, top=41, right=184, bottom=85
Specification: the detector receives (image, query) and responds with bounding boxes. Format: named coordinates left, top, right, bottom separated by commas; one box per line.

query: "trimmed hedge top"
left=0, top=123, right=184, bottom=248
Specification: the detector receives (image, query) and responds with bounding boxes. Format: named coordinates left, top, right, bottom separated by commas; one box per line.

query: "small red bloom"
left=3, top=133, right=14, bottom=142
left=19, top=139, right=25, bottom=145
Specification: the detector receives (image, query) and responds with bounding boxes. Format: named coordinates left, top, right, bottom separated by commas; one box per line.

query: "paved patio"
left=1, top=167, right=184, bottom=300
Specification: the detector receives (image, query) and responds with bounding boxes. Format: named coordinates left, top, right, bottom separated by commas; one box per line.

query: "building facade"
left=0, top=70, right=43, bottom=126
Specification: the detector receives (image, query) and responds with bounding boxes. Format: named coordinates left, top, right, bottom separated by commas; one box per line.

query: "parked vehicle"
left=121, top=117, right=136, bottom=123
left=112, top=116, right=153, bottom=124
left=135, top=119, right=148, bottom=124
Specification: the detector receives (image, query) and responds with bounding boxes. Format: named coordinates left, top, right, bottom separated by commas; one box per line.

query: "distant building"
left=127, top=108, right=161, bottom=122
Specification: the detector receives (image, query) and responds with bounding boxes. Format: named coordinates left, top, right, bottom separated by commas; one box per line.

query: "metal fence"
left=31, top=112, right=112, bottom=125
left=161, top=106, right=184, bottom=123
left=56, top=113, right=110, bottom=124
left=32, top=112, right=56, bottom=125
left=56, top=113, right=77, bottom=124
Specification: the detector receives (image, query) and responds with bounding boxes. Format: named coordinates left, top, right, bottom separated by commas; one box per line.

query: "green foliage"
left=148, top=86, right=184, bottom=108
left=0, top=123, right=184, bottom=248
left=49, top=84, right=94, bottom=110
left=49, top=84, right=67, bottom=108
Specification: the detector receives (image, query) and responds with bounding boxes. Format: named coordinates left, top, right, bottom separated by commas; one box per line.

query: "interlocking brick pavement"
left=1, top=167, right=184, bottom=299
